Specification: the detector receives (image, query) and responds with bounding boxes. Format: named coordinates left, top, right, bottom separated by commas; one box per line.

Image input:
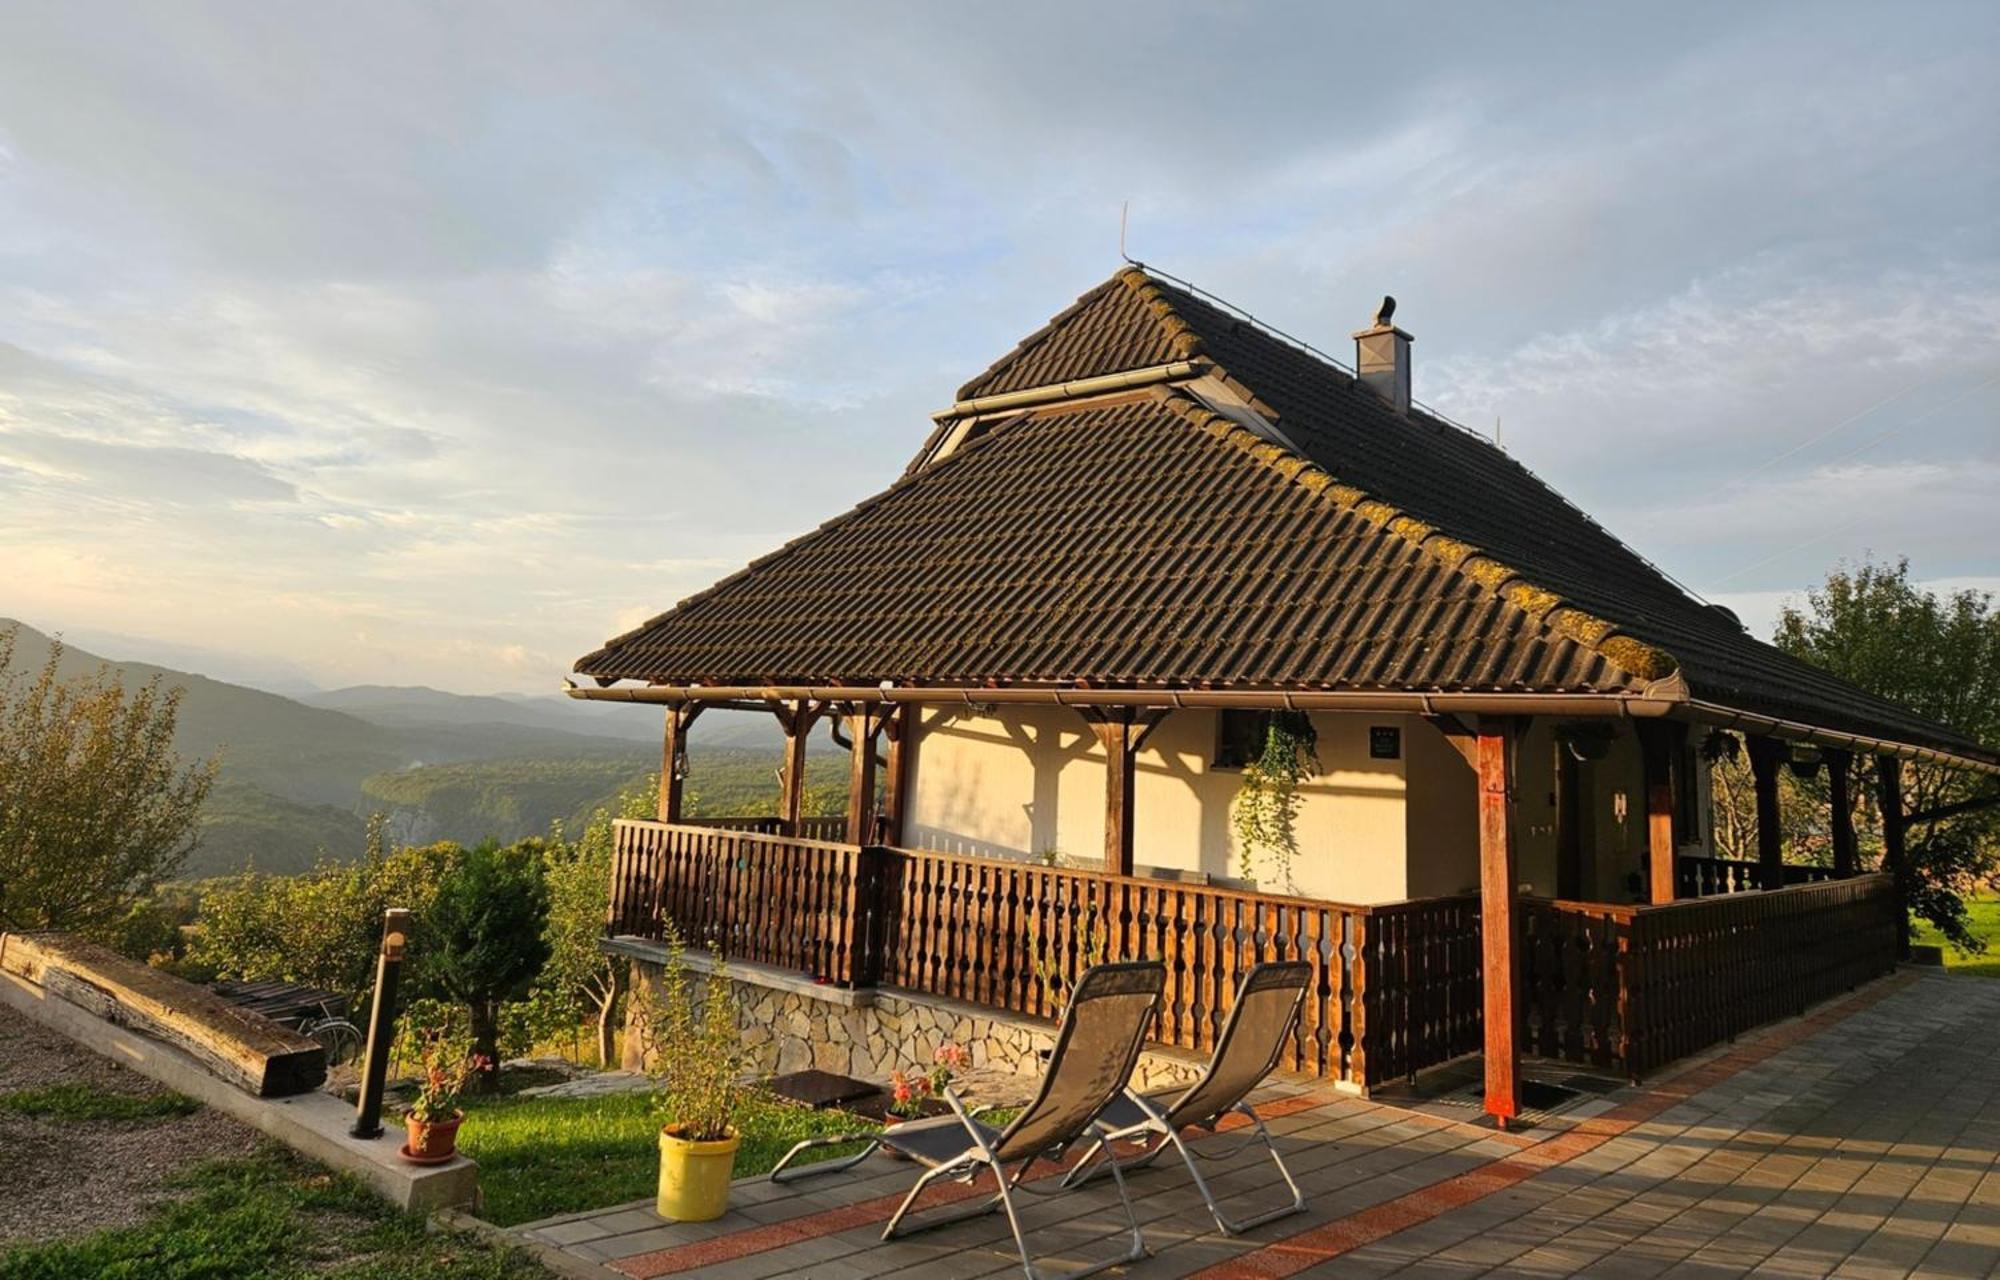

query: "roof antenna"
left=1494, top=416, right=1503, bottom=449
left=1119, top=201, right=1135, bottom=264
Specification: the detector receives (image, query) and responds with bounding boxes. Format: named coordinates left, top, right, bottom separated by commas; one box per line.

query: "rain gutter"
left=564, top=680, right=1678, bottom=719
left=930, top=361, right=1201, bottom=421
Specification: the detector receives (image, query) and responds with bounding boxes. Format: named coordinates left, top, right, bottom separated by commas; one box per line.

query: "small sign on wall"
left=1369, top=725, right=1402, bottom=760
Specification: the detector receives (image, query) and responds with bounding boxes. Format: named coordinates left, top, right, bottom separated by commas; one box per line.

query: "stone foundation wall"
left=613, top=942, right=1202, bottom=1093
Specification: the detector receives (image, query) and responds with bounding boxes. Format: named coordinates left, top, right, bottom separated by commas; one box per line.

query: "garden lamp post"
left=350, top=907, right=410, bottom=1140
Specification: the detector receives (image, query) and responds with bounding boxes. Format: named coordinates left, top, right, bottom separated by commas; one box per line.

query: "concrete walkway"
left=515, top=970, right=2000, bottom=1279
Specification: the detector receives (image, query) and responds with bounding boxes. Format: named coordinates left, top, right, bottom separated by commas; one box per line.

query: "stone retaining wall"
left=610, top=940, right=1203, bottom=1093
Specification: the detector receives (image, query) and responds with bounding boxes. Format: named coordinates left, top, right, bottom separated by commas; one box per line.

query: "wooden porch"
left=604, top=817, right=1900, bottom=1099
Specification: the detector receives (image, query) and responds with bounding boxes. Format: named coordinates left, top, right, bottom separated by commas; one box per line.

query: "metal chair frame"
left=1061, top=960, right=1312, bottom=1235
left=770, top=960, right=1165, bottom=1280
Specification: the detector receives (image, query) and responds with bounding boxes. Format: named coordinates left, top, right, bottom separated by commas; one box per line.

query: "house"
left=572, top=266, right=1996, bottom=1123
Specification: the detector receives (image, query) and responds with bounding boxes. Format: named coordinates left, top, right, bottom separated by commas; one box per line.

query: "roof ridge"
left=1111, top=265, right=1206, bottom=360
left=580, top=396, right=1104, bottom=678
left=1155, top=393, right=1682, bottom=686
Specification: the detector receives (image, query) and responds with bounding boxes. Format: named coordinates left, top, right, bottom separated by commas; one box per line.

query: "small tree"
left=428, top=839, right=550, bottom=1088
left=538, top=775, right=656, bottom=1065
left=0, top=627, right=215, bottom=935
left=1771, top=559, right=2000, bottom=948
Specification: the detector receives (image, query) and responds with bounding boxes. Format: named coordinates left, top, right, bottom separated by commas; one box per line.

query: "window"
left=1213, top=709, right=1272, bottom=770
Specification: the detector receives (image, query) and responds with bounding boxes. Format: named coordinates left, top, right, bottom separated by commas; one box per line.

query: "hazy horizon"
left=4, top=2, right=1997, bottom=695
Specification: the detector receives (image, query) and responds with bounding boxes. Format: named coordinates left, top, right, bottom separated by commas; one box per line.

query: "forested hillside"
left=0, top=620, right=834, bottom=873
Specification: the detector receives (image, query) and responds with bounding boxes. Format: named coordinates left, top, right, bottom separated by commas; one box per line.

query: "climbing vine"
left=1232, top=711, right=1320, bottom=888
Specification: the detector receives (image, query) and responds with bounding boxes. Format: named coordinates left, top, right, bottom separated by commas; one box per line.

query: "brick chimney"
left=1352, top=296, right=1412, bottom=414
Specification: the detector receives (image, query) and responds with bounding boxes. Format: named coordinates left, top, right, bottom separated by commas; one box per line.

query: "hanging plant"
left=1232, top=711, right=1320, bottom=888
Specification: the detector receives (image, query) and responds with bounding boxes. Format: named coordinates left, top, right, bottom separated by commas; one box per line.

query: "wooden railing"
left=1677, top=854, right=1834, bottom=898
left=608, top=820, right=1898, bottom=1090
left=1523, top=873, right=1898, bottom=1079
left=877, top=848, right=1483, bottom=1086
left=606, top=820, right=1477, bottom=1089
left=677, top=814, right=850, bottom=841
left=608, top=820, right=887, bottom=987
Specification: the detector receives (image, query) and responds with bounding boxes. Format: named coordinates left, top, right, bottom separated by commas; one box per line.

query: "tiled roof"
left=575, top=393, right=1642, bottom=692
left=576, top=267, right=1991, bottom=761
left=954, top=275, right=1196, bottom=400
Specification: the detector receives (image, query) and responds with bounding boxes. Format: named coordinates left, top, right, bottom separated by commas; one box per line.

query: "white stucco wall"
left=903, top=709, right=1715, bottom=908
left=906, top=707, right=1488, bottom=904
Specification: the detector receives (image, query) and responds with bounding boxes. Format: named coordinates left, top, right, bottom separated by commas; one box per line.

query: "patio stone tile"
left=516, top=974, right=2000, bottom=1280
left=528, top=1218, right=617, bottom=1246
left=584, top=1207, right=666, bottom=1236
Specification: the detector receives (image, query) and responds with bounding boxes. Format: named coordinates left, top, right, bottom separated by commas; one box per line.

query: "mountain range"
left=2, top=618, right=816, bottom=877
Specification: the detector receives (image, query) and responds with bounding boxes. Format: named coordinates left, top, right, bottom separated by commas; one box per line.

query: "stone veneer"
left=606, top=938, right=1204, bottom=1092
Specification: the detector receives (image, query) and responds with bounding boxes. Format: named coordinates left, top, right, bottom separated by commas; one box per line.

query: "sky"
left=1, top=2, right=1996, bottom=696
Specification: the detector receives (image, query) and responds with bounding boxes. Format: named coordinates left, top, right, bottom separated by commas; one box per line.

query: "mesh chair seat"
left=769, top=960, right=1167, bottom=1280
left=879, top=1114, right=1004, bottom=1167
left=1064, top=960, right=1313, bottom=1236
left=1090, top=1090, right=1175, bottom=1134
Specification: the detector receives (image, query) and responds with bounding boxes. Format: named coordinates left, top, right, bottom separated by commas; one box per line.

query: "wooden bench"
left=0, top=931, right=326, bottom=1097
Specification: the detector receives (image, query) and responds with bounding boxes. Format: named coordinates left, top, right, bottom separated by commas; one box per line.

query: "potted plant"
left=1232, top=710, right=1319, bottom=890
left=639, top=925, right=747, bottom=1222
left=880, top=1043, right=968, bottom=1158
left=886, top=1043, right=967, bottom=1120
left=402, top=1029, right=486, bottom=1164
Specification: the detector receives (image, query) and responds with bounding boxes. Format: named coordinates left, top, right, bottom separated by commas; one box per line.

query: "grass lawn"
left=0, top=1143, right=547, bottom=1279
left=1912, top=893, right=2000, bottom=977
left=0, top=1082, right=202, bottom=1122
left=459, top=1089, right=879, bottom=1227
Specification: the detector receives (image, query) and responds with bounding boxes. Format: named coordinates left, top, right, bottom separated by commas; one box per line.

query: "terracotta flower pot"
left=405, top=1111, right=463, bottom=1162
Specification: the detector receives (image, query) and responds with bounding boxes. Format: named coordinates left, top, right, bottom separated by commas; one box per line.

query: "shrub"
left=637, top=925, right=745, bottom=1142
left=0, top=627, right=214, bottom=935
left=186, top=828, right=460, bottom=1009
left=533, top=775, right=656, bottom=1065
left=428, top=840, right=550, bottom=1088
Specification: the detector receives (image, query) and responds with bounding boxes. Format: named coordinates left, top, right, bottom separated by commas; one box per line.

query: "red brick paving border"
left=1187, top=971, right=1920, bottom=1279
left=608, top=1091, right=1345, bottom=1278
left=604, top=971, right=1915, bottom=1279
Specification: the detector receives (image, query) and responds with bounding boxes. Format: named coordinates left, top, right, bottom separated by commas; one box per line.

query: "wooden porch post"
left=1082, top=710, right=1169, bottom=876
left=1638, top=722, right=1679, bottom=905
left=1477, top=717, right=1522, bottom=1128
left=1749, top=736, right=1786, bottom=891
left=1827, top=749, right=1857, bottom=878
left=844, top=705, right=883, bottom=846
left=1878, top=755, right=1910, bottom=958
left=656, top=705, right=702, bottom=823
left=880, top=706, right=917, bottom=848
left=775, top=700, right=821, bottom=836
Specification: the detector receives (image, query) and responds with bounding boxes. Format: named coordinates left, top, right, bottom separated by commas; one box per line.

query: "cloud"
left=0, top=430, right=296, bottom=504
left=0, top=1, right=1995, bottom=691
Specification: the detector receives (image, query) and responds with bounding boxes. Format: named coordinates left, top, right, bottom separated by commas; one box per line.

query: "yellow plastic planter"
left=657, top=1124, right=742, bottom=1222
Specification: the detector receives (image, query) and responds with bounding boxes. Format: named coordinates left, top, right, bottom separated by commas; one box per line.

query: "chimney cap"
left=1352, top=301, right=1413, bottom=414
left=1352, top=295, right=1413, bottom=342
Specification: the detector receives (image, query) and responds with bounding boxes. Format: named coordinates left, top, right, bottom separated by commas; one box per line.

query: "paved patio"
left=515, top=969, right=2000, bottom=1279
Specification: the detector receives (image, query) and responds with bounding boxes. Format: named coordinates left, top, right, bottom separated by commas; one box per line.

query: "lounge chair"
left=1061, top=959, right=1312, bottom=1235
left=770, top=959, right=1167, bottom=1280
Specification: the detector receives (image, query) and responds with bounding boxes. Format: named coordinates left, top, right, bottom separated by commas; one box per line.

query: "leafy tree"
left=537, top=775, right=656, bottom=1066
left=428, top=840, right=550, bottom=1088
left=0, top=626, right=215, bottom=934
left=101, top=886, right=201, bottom=967
left=186, top=820, right=460, bottom=1007
left=1769, top=559, right=2000, bottom=947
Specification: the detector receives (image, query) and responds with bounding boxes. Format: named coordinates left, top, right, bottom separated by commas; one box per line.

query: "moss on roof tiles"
left=1164, top=395, right=1680, bottom=686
